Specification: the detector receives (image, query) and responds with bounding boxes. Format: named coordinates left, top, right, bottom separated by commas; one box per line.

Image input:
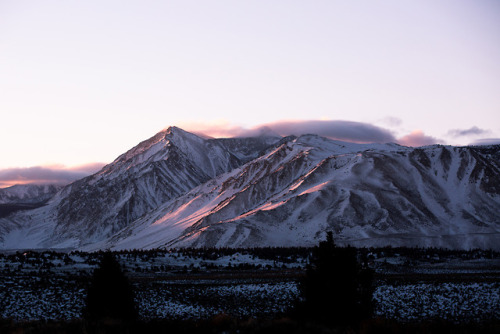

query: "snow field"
left=374, top=282, right=500, bottom=322
left=136, top=282, right=298, bottom=320
left=0, top=276, right=85, bottom=320
left=0, top=248, right=498, bottom=322
left=2, top=277, right=498, bottom=322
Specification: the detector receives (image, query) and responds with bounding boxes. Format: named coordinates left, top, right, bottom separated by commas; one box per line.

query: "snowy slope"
left=0, top=128, right=499, bottom=251
left=0, top=127, right=280, bottom=249
left=0, top=184, right=61, bottom=204
left=96, top=137, right=500, bottom=251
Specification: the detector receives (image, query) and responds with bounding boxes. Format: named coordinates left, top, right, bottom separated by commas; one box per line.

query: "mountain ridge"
left=1, top=128, right=499, bottom=251
left=0, top=184, right=62, bottom=205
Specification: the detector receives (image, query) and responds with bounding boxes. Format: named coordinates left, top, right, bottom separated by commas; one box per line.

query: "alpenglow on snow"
left=0, top=126, right=499, bottom=251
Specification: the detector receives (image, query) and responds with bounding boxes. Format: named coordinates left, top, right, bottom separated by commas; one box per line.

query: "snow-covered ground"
left=136, top=281, right=298, bottom=320
left=1, top=276, right=498, bottom=322
left=0, top=275, right=86, bottom=320
left=0, top=276, right=297, bottom=320
left=0, top=248, right=499, bottom=322
left=374, top=282, right=500, bottom=322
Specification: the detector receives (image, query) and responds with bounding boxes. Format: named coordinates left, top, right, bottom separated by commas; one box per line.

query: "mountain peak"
left=162, top=126, right=206, bottom=142
left=106, top=127, right=200, bottom=168
left=164, top=126, right=182, bottom=135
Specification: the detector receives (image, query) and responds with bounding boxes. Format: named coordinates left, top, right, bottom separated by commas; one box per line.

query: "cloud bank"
left=259, top=120, right=397, bottom=143
left=0, top=163, right=105, bottom=188
left=186, top=120, right=397, bottom=144
left=185, top=119, right=447, bottom=147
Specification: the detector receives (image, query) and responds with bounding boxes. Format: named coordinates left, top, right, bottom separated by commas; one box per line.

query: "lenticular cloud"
left=188, top=120, right=397, bottom=144
left=259, top=120, right=396, bottom=143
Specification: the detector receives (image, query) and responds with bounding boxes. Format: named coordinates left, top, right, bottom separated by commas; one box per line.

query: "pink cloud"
left=178, top=120, right=249, bottom=138
left=397, top=130, right=441, bottom=147
left=0, top=163, right=106, bottom=188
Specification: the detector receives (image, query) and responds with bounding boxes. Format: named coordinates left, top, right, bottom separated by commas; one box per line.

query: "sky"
left=1, top=0, right=499, bottom=187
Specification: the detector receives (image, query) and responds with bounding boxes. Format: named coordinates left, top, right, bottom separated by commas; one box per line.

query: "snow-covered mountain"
left=1, top=127, right=499, bottom=250
left=0, top=184, right=62, bottom=205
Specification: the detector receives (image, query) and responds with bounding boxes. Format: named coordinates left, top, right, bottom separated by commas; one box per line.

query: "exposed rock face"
left=0, top=128, right=499, bottom=250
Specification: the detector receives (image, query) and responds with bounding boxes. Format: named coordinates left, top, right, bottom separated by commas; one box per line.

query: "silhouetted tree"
left=296, top=232, right=374, bottom=326
left=84, top=252, right=138, bottom=327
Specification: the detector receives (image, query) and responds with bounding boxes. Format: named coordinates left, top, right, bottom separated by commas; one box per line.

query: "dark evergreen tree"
left=296, top=232, right=374, bottom=326
left=84, top=252, right=138, bottom=326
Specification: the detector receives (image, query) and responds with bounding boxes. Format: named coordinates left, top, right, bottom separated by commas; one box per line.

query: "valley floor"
left=0, top=247, right=498, bottom=324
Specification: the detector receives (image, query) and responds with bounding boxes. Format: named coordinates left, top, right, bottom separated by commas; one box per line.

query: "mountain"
left=0, top=128, right=499, bottom=251
left=0, top=184, right=62, bottom=205
left=0, top=184, right=63, bottom=221
left=0, top=127, right=280, bottom=248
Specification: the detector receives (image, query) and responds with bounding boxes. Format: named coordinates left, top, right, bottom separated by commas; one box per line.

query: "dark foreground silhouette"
left=83, top=252, right=138, bottom=333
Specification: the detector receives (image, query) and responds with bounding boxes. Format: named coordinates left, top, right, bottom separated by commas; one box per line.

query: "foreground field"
left=0, top=247, right=498, bottom=323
